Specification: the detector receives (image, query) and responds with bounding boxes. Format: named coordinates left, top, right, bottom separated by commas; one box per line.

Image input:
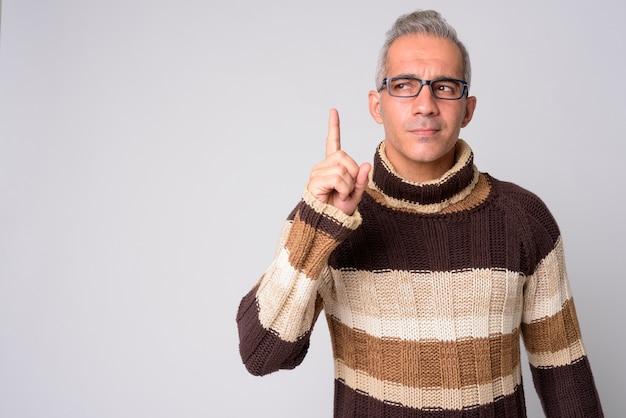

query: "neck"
left=400, top=148, right=456, bottom=183
left=381, top=141, right=457, bottom=184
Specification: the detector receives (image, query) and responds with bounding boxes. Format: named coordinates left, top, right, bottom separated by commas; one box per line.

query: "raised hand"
left=307, top=109, right=371, bottom=216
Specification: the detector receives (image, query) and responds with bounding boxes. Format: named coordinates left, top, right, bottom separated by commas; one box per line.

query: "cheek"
left=446, top=106, right=467, bottom=131
left=380, top=102, right=406, bottom=127
left=457, top=111, right=465, bottom=128
left=457, top=110, right=467, bottom=128
left=381, top=112, right=402, bottom=137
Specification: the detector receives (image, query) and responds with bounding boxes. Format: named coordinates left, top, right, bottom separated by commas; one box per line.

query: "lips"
left=409, top=128, right=440, bottom=137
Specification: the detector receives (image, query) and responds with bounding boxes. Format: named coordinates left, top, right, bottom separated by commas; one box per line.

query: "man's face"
left=368, top=34, right=476, bottom=182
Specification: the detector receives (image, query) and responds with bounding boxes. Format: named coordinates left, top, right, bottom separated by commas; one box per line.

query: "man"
left=236, top=10, right=603, bottom=417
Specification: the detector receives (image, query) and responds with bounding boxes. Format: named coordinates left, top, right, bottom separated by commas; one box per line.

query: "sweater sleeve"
left=236, top=189, right=361, bottom=376
left=519, top=198, right=603, bottom=417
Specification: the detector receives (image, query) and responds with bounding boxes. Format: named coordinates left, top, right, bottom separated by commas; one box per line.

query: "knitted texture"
left=237, top=140, right=603, bottom=417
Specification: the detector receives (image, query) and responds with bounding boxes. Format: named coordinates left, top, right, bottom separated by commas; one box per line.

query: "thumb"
left=351, top=163, right=371, bottom=203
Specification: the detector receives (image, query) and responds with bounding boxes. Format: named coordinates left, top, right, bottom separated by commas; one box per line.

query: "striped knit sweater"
left=237, top=139, right=603, bottom=417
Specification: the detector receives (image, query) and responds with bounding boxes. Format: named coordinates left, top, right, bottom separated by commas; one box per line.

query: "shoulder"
left=489, top=175, right=547, bottom=207
left=486, top=175, right=564, bottom=273
left=487, top=174, right=561, bottom=243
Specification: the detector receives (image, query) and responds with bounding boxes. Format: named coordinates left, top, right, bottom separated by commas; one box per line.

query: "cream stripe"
left=522, top=238, right=573, bottom=323
left=323, top=268, right=525, bottom=341
left=257, top=246, right=320, bottom=342
left=527, top=340, right=587, bottom=368
left=333, top=314, right=516, bottom=341
left=335, top=359, right=522, bottom=410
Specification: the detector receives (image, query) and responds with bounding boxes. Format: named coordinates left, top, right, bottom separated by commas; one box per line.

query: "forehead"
left=386, top=34, right=464, bottom=78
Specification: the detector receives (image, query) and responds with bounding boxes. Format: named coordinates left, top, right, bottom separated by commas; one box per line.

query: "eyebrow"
left=390, top=74, right=458, bottom=80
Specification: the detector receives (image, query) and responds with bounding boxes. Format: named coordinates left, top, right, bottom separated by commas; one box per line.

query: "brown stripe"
left=530, top=357, right=603, bottom=417
left=236, top=285, right=311, bottom=376
left=333, top=375, right=528, bottom=417
left=334, top=174, right=562, bottom=276
left=296, top=198, right=356, bottom=237
left=328, top=315, right=520, bottom=389
left=521, top=298, right=582, bottom=354
left=284, top=212, right=338, bottom=280
left=331, top=191, right=547, bottom=275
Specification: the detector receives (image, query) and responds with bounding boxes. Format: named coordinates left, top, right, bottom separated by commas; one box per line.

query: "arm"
left=520, top=201, right=603, bottom=417
left=237, top=109, right=370, bottom=376
left=236, top=191, right=362, bottom=376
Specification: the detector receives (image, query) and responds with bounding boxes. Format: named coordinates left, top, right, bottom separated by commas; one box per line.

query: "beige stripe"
left=522, top=238, right=573, bottom=323
left=257, top=247, right=322, bottom=342
left=320, top=268, right=525, bottom=341
left=335, top=359, right=522, bottom=410
left=329, top=316, right=521, bottom=389
left=527, top=341, right=587, bottom=368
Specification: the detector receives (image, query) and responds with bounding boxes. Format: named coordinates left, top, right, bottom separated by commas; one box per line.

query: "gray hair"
left=375, top=10, right=471, bottom=89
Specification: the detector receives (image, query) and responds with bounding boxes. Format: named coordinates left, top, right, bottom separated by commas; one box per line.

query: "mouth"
left=409, top=128, right=440, bottom=137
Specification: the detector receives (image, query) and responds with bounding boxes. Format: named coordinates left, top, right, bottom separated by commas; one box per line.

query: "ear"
left=461, top=95, right=477, bottom=128
left=368, top=90, right=384, bottom=124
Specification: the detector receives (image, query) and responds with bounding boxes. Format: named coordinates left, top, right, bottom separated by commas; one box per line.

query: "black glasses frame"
left=378, top=76, right=469, bottom=100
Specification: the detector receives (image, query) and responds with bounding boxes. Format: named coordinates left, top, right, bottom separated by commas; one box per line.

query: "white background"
left=1, top=1, right=624, bottom=417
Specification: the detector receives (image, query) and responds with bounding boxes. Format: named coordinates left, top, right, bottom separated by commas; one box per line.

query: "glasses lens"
left=431, top=79, right=464, bottom=99
left=387, top=78, right=421, bottom=97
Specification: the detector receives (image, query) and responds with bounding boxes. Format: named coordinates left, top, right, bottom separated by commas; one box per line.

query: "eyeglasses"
left=378, top=76, right=468, bottom=100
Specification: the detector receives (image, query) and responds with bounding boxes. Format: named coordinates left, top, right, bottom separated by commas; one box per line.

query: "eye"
left=432, top=79, right=463, bottom=98
left=434, top=81, right=455, bottom=92
left=390, top=79, right=414, bottom=91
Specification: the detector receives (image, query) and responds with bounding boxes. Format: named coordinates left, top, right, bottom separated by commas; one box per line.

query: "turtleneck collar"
left=367, top=139, right=482, bottom=214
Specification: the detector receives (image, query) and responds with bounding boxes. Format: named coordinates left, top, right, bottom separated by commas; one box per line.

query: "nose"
left=411, top=85, right=439, bottom=116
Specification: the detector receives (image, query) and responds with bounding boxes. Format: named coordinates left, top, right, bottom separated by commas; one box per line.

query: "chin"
left=408, top=143, right=449, bottom=160
left=410, top=146, right=458, bottom=169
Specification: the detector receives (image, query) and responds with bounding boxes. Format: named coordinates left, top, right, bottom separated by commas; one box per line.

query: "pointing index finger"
left=326, top=108, right=341, bottom=157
